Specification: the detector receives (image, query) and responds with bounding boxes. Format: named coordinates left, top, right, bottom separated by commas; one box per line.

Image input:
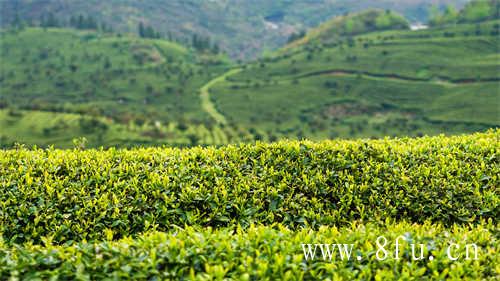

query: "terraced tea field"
left=210, top=20, right=500, bottom=141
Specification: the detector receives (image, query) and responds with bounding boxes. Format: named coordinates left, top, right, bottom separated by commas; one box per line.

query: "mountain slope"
left=1, top=0, right=469, bottom=59
left=1, top=6, right=499, bottom=148
left=0, top=28, right=224, bottom=121
left=286, top=9, right=410, bottom=49
left=209, top=19, right=500, bottom=140
left=0, top=27, right=247, bottom=148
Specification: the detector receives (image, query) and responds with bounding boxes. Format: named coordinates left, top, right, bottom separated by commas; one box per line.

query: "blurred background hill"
left=1, top=0, right=470, bottom=59
left=0, top=0, right=498, bottom=148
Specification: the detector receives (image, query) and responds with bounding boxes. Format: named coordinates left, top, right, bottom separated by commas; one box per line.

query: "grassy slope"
left=210, top=20, right=500, bottom=140
left=1, top=21, right=499, bottom=148
left=0, top=28, right=249, bottom=148
left=0, top=109, right=250, bottom=148
left=0, top=28, right=224, bottom=121
left=285, top=9, right=410, bottom=50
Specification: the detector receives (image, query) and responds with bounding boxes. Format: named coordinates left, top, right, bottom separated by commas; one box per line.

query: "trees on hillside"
left=375, top=10, right=404, bottom=29
left=429, top=5, right=459, bottom=26
left=429, top=0, right=499, bottom=26
left=138, top=23, right=161, bottom=39
left=40, top=13, right=60, bottom=28
left=10, top=13, right=26, bottom=30
left=36, top=12, right=109, bottom=31
left=287, top=30, right=306, bottom=43
left=191, top=34, right=210, bottom=51
left=69, top=14, right=99, bottom=30
left=460, top=0, right=498, bottom=22
left=191, top=34, right=220, bottom=54
left=137, top=23, right=221, bottom=54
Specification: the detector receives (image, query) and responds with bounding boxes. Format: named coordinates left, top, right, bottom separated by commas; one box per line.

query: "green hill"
left=209, top=19, right=500, bottom=141
left=0, top=0, right=469, bottom=59
left=430, top=0, right=500, bottom=26
left=286, top=9, right=409, bottom=49
left=1, top=5, right=499, bottom=148
left=0, top=28, right=255, bottom=148
left=0, top=28, right=223, bottom=121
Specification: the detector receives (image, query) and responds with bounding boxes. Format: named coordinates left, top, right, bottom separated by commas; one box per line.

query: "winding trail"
left=200, top=68, right=241, bottom=125
left=198, top=67, right=497, bottom=125
left=298, top=69, right=500, bottom=85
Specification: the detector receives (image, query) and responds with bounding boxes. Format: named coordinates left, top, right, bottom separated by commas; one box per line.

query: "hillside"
left=430, top=0, right=500, bottom=26
left=286, top=9, right=410, bottom=49
left=1, top=19, right=499, bottom=148
left=0, top=0, right=469, bottom=59
left=0, top=28, right=257, bottom=148
left=0, top=131, right=498, bottom=278
left=209, top=19, right=500, bottom=140
left=1, top=2, right=499, bottom=149
left=0, top=28, right=222, bottom=119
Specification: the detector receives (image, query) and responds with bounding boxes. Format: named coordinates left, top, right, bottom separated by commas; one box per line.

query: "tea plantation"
left=0, top=130, right=498, bottom=279
left=2, top=16, right=499, bottom=148
left=211, top=20, right=500, bottom=141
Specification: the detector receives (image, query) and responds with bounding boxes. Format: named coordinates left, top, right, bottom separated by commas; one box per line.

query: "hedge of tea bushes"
left=0, top=130, right=498, bottom=244
left=0, top=221, right=497, bottom=280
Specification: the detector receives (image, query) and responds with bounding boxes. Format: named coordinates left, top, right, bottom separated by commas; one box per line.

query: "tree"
left=375, top=11, right=397, bottom=29
left=40, top=12, right=59, bottom=28
left=287, top=30, right=306, bottom=43
left=191, top=34, right=217, bottom=53
left=47, top=12, right=59, bottom=27
left=77, top=14, right=85, bottom=29
left=100, top=22, right=113, bottom=33
left=138, top=23, right=160, bottom=39
left=138, top=22, right=146, bottom=38
left=344, top=18, right=354, bottom=33
left=429, top=1, right=488, bottom=26
left=212, top=43, right=220, bottom=54
left=446, top=5, right=459, bottom=20
left=70, top=15, right=77, bottom=27
left=187, top=134, right=200, bottom=146
left=145, top=26, right=154, bottom=38
left=11, top=13, right=25, bottom=30
left=460, top=0, right=495, bottom=23
left=84, top=15, right=98, bottom=29
left=104, top=58, right=112, bottom=69
left=70, top=14, right=99, bottom=30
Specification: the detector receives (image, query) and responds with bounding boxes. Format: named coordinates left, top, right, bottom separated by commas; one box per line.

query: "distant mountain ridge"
left=1, top=0, right=469, bottom=59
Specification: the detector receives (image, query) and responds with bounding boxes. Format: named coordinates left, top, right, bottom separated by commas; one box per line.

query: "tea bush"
left=0, top=221, right=497, bottom=280
left=0, top=130, right=497, bottom=245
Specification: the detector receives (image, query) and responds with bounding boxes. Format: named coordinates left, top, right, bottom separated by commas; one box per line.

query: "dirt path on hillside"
left=200, top=68, right=242, bottom=125
left=299, top=69, right=500, bottom=85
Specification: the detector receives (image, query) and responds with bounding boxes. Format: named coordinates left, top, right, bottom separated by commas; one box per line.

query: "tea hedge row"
left=0, top=221, right=497, bottom=280
left=0, top=130, right=498, bottom=244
